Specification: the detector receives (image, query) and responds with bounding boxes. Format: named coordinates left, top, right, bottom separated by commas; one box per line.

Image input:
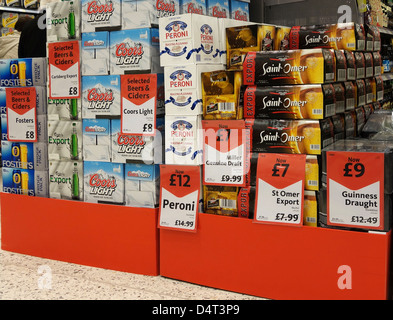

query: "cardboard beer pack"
left=1, top=12, right=18, bottom=28
left=344, top=81, right=356, bottom=111
left=81, top=32, right=110, bottom=76
left=165, top=115, right=203, bottom=165
left=2, top=167, right=49, bottom=198
left=354, top=51, right=365, bottom=79
left=230, top=0, right=249, bottom=21
left=181, top=0, right=207, bottom=15
left=83, top=161, right=125, bottom=205
left=111, top=117, right=164, bottom=164
left=1, top=141, right=48, bottom=171
left=343, top=50, right=356, bottom=81
left=207, top=0, right=230, bottom=18
left=159, top=13, right=220, bottom=66
left=47, top=98, right=82, bottom=121
left=373, top=51, right=382, bottom=76
left=332, top=83, right=345, bottom=114
left=81, top=0, right=121, bottom=33
left=243, top=49, right=336, bottom=86
left=245, top=118, right=335, bottom=155
left=109, top=28, right=162, bottom=74
left=289, top=23, right=366, bottom=51
left=82, top=118, right=111, bottom=162
left=81, top=75, right=121, bottom=118
left=0, top=58, right=46, bottom=87
left=49, top=160, right=83, bottom=201
left=48, top=120, right=83, bottom=161
left=124, top=163, right=160, bottom=208
left=164, top=64, right=223, bottom=115
left=241, top=84, right=336, bottom=120
left=46, top=0, right=81, bottom=42
left=122, top=0, right=180, bottom=30
left=226, top=24, right=277, bottom=71
left=202, top=69, right=243, bottom=120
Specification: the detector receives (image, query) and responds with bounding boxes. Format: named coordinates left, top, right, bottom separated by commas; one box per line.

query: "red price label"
left=158, top=165, right=201, bottom=232
left=327, top=151, right=385, bottom=230
left=6, top=87, right=37, bottom=142
left=254, top=153, right=306, bottom=226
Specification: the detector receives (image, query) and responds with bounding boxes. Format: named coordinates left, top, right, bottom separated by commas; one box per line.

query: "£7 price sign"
left=159, top=165, right=201, bottom=232
left=254, top=153, right=306, bottom=226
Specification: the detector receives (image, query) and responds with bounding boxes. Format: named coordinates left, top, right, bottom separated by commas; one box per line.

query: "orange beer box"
left=289, top=23, right=366, bottom=51
left=245, top=118, right=334, bottom=155
left=243, top=49, right=336, bottom=86
left=240, top=84, right=336, bottom=120
left=201, top=69, right=243, bottom=120
left=226, top=23, right=277, bottom=71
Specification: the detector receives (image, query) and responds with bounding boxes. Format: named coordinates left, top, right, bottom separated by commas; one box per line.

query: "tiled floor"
left=0, top=214, right=266, bottom=300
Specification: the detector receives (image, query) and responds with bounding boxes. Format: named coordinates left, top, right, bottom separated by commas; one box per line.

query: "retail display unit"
left=1, top=0, right=393, bottom=300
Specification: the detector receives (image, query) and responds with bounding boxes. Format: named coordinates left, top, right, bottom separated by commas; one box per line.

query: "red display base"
left=160, top=213, right=392, bottom=300
left=1, top=193, right=159, bottom=276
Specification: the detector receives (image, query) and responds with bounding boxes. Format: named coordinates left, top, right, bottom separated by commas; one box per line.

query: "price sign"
left=48, top=41, right=81, bottom=99
left=121, top=74, right=157, bottom=136
left=254, top=153, right=306, bottom=226
left=6, top=87, right=37, bottom=142
left=159, top=165, right=201, bottom=232
left=203, top=120, right=247, bottom=187
left=327, top=151, right=385, bottom=230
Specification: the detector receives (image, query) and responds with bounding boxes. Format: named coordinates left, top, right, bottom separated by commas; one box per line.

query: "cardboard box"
left=2, top=167, right=48, bottom=197
left=343, top=50, right=356, bottom=81
left=81, top=32, right=110, bottom=76
left=230, top=0, right=249, bottom=21
left=82, top=118, right=111, bottom=162
left=243, top=49, right=336, bottom=86
left=1, top=141, right=48, bottom=171
left=159, top=13, right=220, bottom=66
left=83, top=161, right=125, bottom=204
left=47, top=98, right=82, bottom=121
left=241, top=84, right=335, bottom=120
left=0, top=58, right=46, bottom=87
left=344, top=81, right=356, bottom=111
left=207, top=0, right=230, bottom=18
left=49, top=160, right=83, bottom=201
left=81, top=0, right=121, bottom=33
left=181, top=0, right=207, bottom=15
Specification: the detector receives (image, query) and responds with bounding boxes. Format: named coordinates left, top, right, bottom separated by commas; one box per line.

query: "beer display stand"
left=160, top=213, right=392, bottom=300
left=0, top=193, right=160, bottom=276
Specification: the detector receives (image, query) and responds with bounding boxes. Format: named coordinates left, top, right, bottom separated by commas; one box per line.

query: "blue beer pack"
left=0, top=58, right=47, bottom=87
left=1, top=141, right=48, bottom=171
left=2, top=167, right=49, bottom=197
left=81, top=32, right=110, bottom=76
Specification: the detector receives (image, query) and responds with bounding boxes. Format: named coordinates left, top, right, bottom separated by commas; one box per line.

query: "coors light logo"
left=212, top=5, right=227, bottom=18
left=233, top=9, right=248, bottom=21
left=87, top=87, right=114, bottom=110
left=156, top=0, right=177, bottom=17
left=89, top=173, right=117, bottom=196
left=87, top=0, right=114, bottom=22
left=115, top=41, right=144, bottom=66
left=117, top=134, right=146, bottom=154
left=185, top=1, right=204, bottom=14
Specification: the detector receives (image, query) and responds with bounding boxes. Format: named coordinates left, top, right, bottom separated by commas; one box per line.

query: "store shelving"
left=0, top=5, right=41, bottom=15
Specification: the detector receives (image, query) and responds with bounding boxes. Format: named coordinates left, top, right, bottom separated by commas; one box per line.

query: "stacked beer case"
left=0, top=58, right=49, bottom=198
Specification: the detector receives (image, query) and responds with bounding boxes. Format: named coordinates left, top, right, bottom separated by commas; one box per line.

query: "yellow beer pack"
left=226, top=24, right=277, bottom=71
left=303, top=190, right=318, bottom=227
left=201, top=70, right=243, bottom=120
left=1, top=13, right=18, bottom=28
left=203, top=185, right=240, bottom=217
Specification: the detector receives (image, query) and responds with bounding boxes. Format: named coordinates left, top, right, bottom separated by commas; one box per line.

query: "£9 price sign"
left=48, top=41, right=81, bottom=99
left=159, top=165, right=201, bottom=232
left=254, top=153, right=306, bottom=226
left=327, top=151, right=385, bottom=231
left=121, top=74, right=157, bottom=136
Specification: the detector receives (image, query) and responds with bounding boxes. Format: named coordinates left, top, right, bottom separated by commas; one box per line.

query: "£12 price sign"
left=159, top=165, right=201, bottom=232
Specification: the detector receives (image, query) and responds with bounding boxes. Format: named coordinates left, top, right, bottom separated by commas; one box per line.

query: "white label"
left=121, top=97, right=156, bottom=135
left=7, top=108, right=36, bottom=141
left=50, top=63, right=80, bottom=98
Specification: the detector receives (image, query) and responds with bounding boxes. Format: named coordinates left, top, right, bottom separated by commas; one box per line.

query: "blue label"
left=125, top=163, right=159, bottom=182
left=2, top=167, right=35, bottom=196
left=1, top=141, right=35, bottom=170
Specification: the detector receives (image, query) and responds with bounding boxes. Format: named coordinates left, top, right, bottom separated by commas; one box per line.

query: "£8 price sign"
left=327, top=151, right=385, bottom=231
left=159, top=165, right=201, bottom=232
left=254, top=153, right=306, bottom=226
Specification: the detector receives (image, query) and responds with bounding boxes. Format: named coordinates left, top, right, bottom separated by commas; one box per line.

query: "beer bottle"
left=69, top=99, right=78, bottom=120
left=68, top=1, right=76, bottom=39
left=70, top=122, right=79, bottom=160
left=71, top=163, right=80, bottom=200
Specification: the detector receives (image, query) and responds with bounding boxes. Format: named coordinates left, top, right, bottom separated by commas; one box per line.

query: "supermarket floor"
left=0, top=176, right=265, bottom=300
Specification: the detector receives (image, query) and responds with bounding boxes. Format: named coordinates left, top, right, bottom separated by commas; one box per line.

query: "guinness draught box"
left=243, top=49, right=336, bottom=86
left=241, top=84, right=335, bottom=120
left=245, top=118, right=334, bottom=155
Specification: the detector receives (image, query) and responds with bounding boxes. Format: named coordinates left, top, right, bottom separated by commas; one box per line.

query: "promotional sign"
left=254, top=153, right=306, bottom=226
left=326, top=151, right=385, bottom=231
left=6, top=87, right=37, bottom=142
left=203, top=120, right=247, bottom=187
left=121, top=74, right=157, bottom=136
left=159, top=165, right=201, bottom=232
left=48, top=41, right=81, bottom=99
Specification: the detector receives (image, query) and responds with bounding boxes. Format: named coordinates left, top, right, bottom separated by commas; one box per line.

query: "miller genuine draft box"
left=243, top=49, right=336, bottom=86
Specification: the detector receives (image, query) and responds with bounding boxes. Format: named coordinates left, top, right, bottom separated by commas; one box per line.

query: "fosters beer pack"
left=109, top=28, right=162, bottom=74
left=0, top=58, right=46, bottom=87
left=81, top=0, right=121, bottom=32
left=2, top=167, right=49, bottom=197
left=159, top=13, right=220, bottom=66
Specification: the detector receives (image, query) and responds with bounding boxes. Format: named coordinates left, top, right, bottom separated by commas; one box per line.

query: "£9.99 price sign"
left=159, top=165, right=201, bottom=232
left=48, top=41, right=81, bottom=99
left=254, top=153, right=306, bottom=226
left=327, top=151, right=385, bottom=231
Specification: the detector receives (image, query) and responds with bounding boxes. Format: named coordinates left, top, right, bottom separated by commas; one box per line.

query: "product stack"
left=0, top=58, right=49, bottom=197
